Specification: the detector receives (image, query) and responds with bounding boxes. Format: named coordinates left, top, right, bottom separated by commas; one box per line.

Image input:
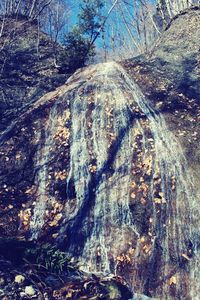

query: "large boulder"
left=0, top=7, right=199, bottom=300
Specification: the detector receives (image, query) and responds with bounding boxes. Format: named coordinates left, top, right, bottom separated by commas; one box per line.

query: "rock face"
left=122, top=7, right=200, bottom=176
left=126, top=7, right=200, bottom=100
left=0, top=8, right=200, bottom=300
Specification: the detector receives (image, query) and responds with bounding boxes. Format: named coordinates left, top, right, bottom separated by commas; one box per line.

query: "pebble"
left=15, top=275, right=25, bottom=284
left=20, top=292, right=26, bottom=298
left=24, top=286, right=36, bottom=296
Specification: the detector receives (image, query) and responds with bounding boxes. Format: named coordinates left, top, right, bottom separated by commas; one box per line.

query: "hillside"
left=0, top=16, right=69, bottom=132
left=123, top=7, right=200, bottom=173
left=0, top=7, right=199, bottom=300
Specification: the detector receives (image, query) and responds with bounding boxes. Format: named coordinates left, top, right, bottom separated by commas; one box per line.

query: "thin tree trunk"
left=0, top=14, right=6, bottom=38
left=118, top=2, right=142, bottom=52
left=29, top=0, right=38, bottom=18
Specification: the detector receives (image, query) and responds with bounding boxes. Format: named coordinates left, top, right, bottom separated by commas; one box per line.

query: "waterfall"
left=30, top=105, right=59, bottom=239
left=64, top=62, right=199, bottom=299
left=118, top=63, right=200, bottom=299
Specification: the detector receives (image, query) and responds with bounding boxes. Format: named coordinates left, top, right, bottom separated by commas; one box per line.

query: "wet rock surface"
left=0, top=7, right=200, bottom=300
left=122, top=7, right=200, bottom=172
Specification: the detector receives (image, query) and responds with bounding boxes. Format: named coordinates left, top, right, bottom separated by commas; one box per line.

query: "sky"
left=61, top=0, right=159, bottom=61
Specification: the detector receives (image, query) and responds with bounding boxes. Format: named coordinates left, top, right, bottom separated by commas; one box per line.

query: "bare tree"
left=0, top=0, right=70, bottom=65
left=99, top=0, right=200, bottom=61
left=101, top=0, right=159, bottom=59
left=43, top=0, right=70, bottom=66
left=0, top=0, right=54, bottom=20
left=156, top=0, right=199, bottom=25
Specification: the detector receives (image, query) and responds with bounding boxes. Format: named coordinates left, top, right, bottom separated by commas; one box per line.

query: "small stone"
left=24, top=286, right=36, bottom=296
left=20, top=292, right=26, bottom=298
left=44, top=292, right=49, bottom=300
left=15, top=275, right=25, bottom=284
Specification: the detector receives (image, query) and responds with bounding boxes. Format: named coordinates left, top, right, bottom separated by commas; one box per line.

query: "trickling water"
left=64, top=85, right=91, bottom=222
left=64, top=62, right=200, bottom=299
left=81, top=68, right=139, bottom=273
left=118, top=64, right=200, bottom=299
left=30, top=105, right=58, bottom=239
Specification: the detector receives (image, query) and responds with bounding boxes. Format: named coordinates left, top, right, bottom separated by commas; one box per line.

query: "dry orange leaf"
left=181, top=253, right=190, bottom=261
left=130, top=192, right=136, bottom=199
left=169, top=276, right=176, bottom=285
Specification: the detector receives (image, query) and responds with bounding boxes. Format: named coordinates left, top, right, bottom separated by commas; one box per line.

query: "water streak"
left=65, top=62, right=199, bottom=299
left=30, top=105, right=58, bottom=239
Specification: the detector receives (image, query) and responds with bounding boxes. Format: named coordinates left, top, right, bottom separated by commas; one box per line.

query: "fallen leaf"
left=169, top=276, right=176, bottom=285
left=130, top=192, right=136, bottom=199
left=181, top=253, right=190, bottom=261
